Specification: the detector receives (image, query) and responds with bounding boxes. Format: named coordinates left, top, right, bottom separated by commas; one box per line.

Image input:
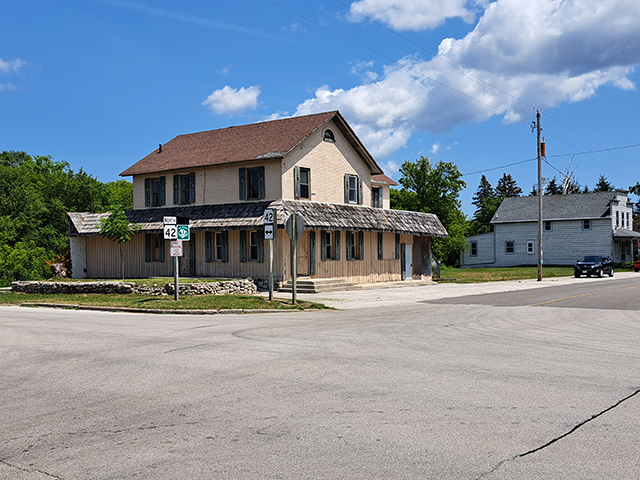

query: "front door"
left=296, top=232, right=310, bottom=276
left=401, top=244, right=413, bottom=280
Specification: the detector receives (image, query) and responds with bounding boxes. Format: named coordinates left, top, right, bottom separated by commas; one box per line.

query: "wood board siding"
left=460, top=232, right=496, bottom=267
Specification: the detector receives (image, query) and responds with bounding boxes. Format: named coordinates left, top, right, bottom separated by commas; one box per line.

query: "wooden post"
left=291, top=214, right=297, bottom=305
left=174, top=255, right=179, bottom=301
left=537, top=109, right=543, bottom=282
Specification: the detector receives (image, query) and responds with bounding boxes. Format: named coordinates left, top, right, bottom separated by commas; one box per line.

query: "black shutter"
left=395, top=234, right=400, bottom=259
left=189, top=172, right=195, bottom=203
left=359, top=231, right=364, bottom=260
left=205, top=231, right=212, bottom=262
left=222, top=231, right=228, bottom=262
left=401, top=244, right=406, bottom=280
left=159, top=236, right=165, bottom=263
left=347, top=232, right=353, bottom=260
left=239, top=168, right=246, bottom=200
left=145, top=178, right=151, bottom=207
left=257, top=230, right=264, bottom=263
left=145, top=233, right=151, bottom=262
left=258, top=166, right=265, bottom=199
left=160, top=176, right=166, bottom=206
left=240, top=230, right=246, bottom=262
left=173, top=175, right=179, bottom=204
left=310, top=231, right=316, bottom=275
left=294, top=166, right=301, bottom=199
left=321, top=231, right=327, bottom=261
left=335, top=231, right=341, bottom=261
left=358, top=176, right=363, bottom=205
left=378, top=232, right=383, bottom=260
left=344, top=175, right=349, bottom=203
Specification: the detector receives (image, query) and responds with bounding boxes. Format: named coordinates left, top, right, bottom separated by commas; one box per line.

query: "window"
left=294, top=167, right=311, bottom=199
left=323, top=129, right=335, bottom=142
left=627, top=212, right=631, bottom=228
left=505, top=241, right=515, bottom=255
left=372, top=187, right=382, bottom=208
left=321, top=231, right=340, bottom=261
left=205, top=231, right=228, bottom=262
left=346, top=231, right=364, bottom=260
left=239, top=166, right=265, bottom=200
left=145, top=233, right=165, bottom=262
left=239, top=230, right=263, bottom=262
left=344, top=174, right=362, bottom=204
left=145, top=177, right=166, bottom=207
left=616, top=211, right=619, bottom=228
left=174, top=173, right=195, bottom=205
left=543, top=221, right=552, bottom=231
left=582, top=219, right=592, bottom=231
left=470, top=241, right=478, bottom=257
left=527, top=240, right=534, bottom=254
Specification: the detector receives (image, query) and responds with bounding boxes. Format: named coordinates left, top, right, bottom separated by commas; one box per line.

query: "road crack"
left=474, top=387, right=640, bottom=480
left=1, top=458, right=66, bottom=479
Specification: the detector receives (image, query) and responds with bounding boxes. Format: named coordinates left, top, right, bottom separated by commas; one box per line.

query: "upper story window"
left=372, top=187, right=382, bottom=208
left=344, top=174, right=362, bottom=205
left=174, top=173, right=195, bottom=205
left=543, top=221, right=552, bottom=232
left=145, top=176, right=166, bottom=207
left=294, top=166, right=310, bottom=199
left=582, top=219, right=592, bottom=230
left=239, top=166, right=265, bottom=200
left=323, top=129, right=335, bottom=143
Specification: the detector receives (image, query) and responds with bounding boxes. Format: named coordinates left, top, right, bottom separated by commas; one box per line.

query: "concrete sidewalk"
left=268, top=272, right=637, bottom=310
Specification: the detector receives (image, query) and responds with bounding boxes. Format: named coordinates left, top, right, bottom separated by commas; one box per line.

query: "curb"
left=18, top=303, right=303, bottom=315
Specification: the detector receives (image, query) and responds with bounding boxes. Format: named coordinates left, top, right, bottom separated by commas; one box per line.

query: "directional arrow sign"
left=177, top=224, right=190, bottom=241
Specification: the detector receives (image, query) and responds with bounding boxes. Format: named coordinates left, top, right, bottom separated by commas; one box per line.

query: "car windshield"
left=580, top=256, right=601, bottom=263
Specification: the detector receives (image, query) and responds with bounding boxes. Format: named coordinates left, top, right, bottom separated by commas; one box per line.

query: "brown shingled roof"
left=371, top=174, right=398, bottom=186
left=120, top=110, right=382, bottom=176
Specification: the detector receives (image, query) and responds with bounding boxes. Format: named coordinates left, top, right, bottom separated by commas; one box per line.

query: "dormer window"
left=323, top=129, right=335, bottom=143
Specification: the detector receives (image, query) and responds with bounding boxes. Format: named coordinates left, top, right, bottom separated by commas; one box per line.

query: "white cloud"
left=202, top=85, right=260, bottom=116
left=431, top=143, right=441, bottom=154
left=0, top=58, right=26, bottom=74
left=348, top=0, right=478, bottom=31
left=291, top=0, right=640, bottom=159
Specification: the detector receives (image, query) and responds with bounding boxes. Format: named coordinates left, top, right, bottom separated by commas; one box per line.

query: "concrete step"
left=278, top=278, right=360, bottom=293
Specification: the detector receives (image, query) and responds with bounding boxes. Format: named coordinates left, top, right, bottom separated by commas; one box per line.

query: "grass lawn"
left=438, top=266, right=577, bottom=283
left=0, top=292, right=329, bottom=311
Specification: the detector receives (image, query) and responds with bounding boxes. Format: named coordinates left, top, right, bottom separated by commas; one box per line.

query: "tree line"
left=0, top=151, right=132, bottom=284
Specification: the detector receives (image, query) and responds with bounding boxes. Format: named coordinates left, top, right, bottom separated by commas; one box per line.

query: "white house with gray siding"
left=461, top=191, right=639, bottom=267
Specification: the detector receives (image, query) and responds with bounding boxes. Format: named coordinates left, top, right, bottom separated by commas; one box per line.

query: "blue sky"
left=3, top=0, right=640, bottom=215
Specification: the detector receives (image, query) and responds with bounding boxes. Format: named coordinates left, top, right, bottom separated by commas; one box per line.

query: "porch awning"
left=68, top=200, right=448, bottom=238
left=612, top=228, right=640, bottom=240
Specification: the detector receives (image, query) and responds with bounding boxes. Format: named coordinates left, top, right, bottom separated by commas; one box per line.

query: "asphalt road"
left=2, top=277, right=640, bottom=479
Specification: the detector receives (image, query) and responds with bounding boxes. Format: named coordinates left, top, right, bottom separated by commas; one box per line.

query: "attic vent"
left=323, top=129, right=335, bottom=143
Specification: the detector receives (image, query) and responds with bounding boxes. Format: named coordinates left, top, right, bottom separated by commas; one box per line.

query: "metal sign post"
left=264, top=209, right=276, bottom=301
left=166, top=217, right=188, bottom=301
left=169, top=240, right=183, bottom=301
left=285, top=213, right=305, bottom=305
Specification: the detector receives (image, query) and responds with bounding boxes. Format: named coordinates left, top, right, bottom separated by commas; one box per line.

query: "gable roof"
left=69, top=200, right=447, bottom=238
left=371, top=174, right=398, bottom=186
left=492, top=192, right=618, bottom=223
left=120, top=111, right=383, bottom=176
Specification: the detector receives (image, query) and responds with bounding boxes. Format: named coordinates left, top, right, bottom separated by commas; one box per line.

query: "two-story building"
left=460, top=191, right=639, bottom=267
left=69, top=111, right=448, bottom=286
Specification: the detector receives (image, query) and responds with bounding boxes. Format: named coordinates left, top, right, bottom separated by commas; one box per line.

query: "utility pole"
left=537, top=109, right=543, bottom=282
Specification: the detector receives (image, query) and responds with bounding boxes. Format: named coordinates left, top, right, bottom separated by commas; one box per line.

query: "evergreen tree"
left=545, top=178, right=562, bottom=195
left=495, top=173, right=522, bottom=198
left=469, top=175, right=499, bottom=235
left=593, top=175, right=614, bottom=192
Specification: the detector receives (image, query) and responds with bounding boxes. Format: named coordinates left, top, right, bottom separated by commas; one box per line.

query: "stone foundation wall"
left=12, top=278, right=264, bottom=296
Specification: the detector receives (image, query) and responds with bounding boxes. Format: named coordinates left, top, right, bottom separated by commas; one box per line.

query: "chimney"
left=158, top=144, right=162, bottom=153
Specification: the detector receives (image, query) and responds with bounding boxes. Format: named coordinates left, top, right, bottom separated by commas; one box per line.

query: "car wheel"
left=598, top=269, right=604, bottom=278
left=609, top=269, right=614, bottom=277
left=635, top=268, right=639, bottom=272
left=574, top=273, right=580, bottom=278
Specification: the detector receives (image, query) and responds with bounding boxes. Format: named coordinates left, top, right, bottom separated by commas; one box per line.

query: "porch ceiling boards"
left=68, top=200, right=448, bottom=238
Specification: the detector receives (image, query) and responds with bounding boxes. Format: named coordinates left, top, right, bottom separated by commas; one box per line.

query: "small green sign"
left=177, top=224, right=190, bottom=241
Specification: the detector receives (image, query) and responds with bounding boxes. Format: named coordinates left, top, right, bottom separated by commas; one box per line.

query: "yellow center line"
left=527, top=284, right=640, bottom=307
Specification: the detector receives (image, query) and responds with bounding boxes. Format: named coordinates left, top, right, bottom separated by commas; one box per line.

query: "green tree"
left=105, top=180, right=134, bottom=210
left=391, top=156, right=467, bottom=266
left=468, top=175, right=499, bottom=235
left=545, top=178, right=562, bottom=195
left=593, top=175, right=614, bottom=192
left=495, top=173, right=522, bottom=198
left=99, top=207, right=140, bottom=280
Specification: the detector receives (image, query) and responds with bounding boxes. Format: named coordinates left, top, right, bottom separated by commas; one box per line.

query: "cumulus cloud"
left=0, top=58, right=26, bottom=75
left=348, top=0, right=478, bottom=31
left=292, top=0, right=640, bottom=159
left=202, top=85, right=260, bottom=116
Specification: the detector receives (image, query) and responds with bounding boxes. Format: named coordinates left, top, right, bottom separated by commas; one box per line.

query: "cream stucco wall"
left=281, top=119, right=373, bottom=205
left=371, top=182, right=391, bottom=209
left=130, top=159, right=282, bottom=209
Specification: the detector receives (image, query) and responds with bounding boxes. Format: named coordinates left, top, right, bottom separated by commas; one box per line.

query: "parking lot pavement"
left=274, top=271, right=638, bottom=310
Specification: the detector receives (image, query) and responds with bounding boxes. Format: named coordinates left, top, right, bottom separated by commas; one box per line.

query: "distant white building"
left=461, top=191, right=639, bottom=267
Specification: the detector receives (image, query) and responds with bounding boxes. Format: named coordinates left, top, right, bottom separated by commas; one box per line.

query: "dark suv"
left=574, top=255, right=613, bottom=278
